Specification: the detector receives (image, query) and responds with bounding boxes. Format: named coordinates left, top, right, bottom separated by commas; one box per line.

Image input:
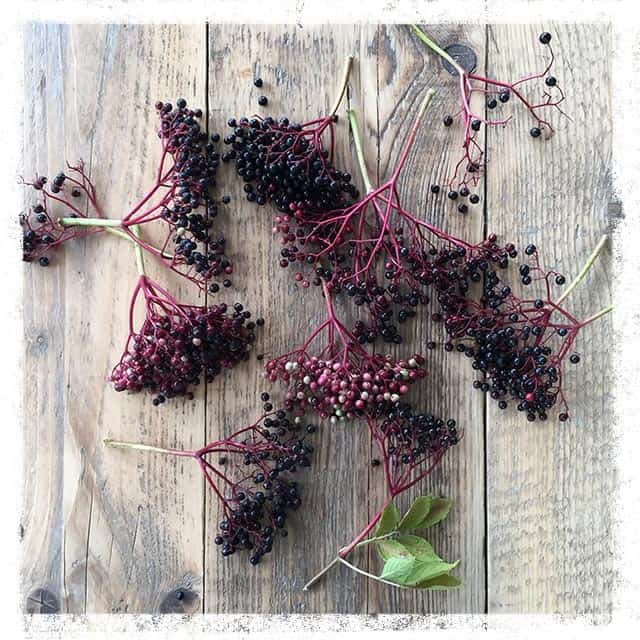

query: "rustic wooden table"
left=21, top=23, right=614, bottom=615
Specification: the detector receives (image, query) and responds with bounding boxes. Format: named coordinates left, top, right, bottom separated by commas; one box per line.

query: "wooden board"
left=22, top=23, right=207, bottom=614
left=484, top=23, right=615, bottom=614
left=21, top=23, right=613, bottom=615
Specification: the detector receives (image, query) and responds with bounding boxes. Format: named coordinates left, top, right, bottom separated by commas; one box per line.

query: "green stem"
left=410, top=24, right=465, bottom=75
left=347, top=109, right=373, bottom=193
left=556, top=235, right=609, bottom=305
left=581, top=303, right=613, bottom=327
left=103, top=227, right=133, bottom=242
left=337, top=557, right=408, bottom=590
left=353, top=531, right=397, bottom=549
left=130, top=225, right=146, bottom=276
left=302, top=557, right=341, bottom=591
left=103, top=438, right=190, bottom=457
left=59, top=217, right=122, bottom=228
left=329, top=55, right=354, bottom=117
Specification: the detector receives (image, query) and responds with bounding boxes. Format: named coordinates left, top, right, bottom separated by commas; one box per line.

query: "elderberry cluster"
left=265, top=351, right=426, bottom=422
left=377, top=402, right=460, bottom=459
left=422, top=238, right=584, bottom=421
left=21, top=171, right=91, bottom=265
left=154, top=99, right=231, bottom=285
left=212, top=410, right=315, bottom=565
left=222, top=115, right=358, bottom=213
left=110, top=293, right=258, bottom=404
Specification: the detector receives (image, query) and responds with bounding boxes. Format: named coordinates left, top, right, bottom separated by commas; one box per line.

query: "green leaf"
left=415, top=573, right=462, bottom=590
left=398, top=495, right=433, bottom=531
left=395, top=534, right=436, bottom=560
left=421, top=497, right=452, bottom=528
left=379, top=556, right=417, bottom=584
left=377, top=539, right=410, bottom=562
left=375, top=501, right=399, bottom=537
left=380, top=555, right=459, bottom=587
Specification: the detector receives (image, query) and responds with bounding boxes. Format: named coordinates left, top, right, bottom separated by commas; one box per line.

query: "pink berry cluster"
left=109, top=275, right=258, bottom=404
left=266, top=349, right=426, bottom=422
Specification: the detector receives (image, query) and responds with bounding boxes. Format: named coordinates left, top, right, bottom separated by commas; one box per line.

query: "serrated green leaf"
left=379, top=555, right=417, bottom=583
left=375, top=501, right=399, bottom=537
left=421, top=497, right=452, bottom=528
left=381, top=555, right=459, bottom=587
left=415, top=573, right=462, bottom=590
left=395, top=534, right=436, bottom=560
left=406, top=558, right=458, bottom=586
left=377, top=539, right=410, bottom=562
left=398, top=495, right=433, bottom=531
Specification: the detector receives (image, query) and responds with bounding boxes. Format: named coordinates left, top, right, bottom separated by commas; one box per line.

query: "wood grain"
left=364, top=24, right=487, bottom=615
left=205, top=24, right=370, bottom=614
left=485, top=23, right=615, bottom=614
left=22, top=24, right=207, bottom=614
left=21, top=23, right=614, bottom=615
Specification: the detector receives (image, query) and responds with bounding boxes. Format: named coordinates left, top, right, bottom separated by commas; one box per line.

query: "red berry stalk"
left=411, top=25, right=566, bottom=205
left=38, top=99, right=231, bottom=290
left=264, top=281, right=426, bottom=421
left=103, top=407, right=316, bottom=565
left=436, top=235, right=612, bottom=421
left=20, top=161, right=115, bottom=266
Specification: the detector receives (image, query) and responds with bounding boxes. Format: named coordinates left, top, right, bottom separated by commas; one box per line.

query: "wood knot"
left=159, top=587, right=199, bottom=614
left=25, top=588, right=59, bottom=614
left=442, top=43, right=477, bottom=75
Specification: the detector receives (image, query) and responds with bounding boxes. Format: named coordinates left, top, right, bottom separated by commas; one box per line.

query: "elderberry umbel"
left=20, top=162, right=106, bottom=264
left=433, top=235, right=612, bottom=421
left=264, top=283, right=426, bottom=421
left=224, top=56, right=356, bottom=215
left=104, top=408, right=316, bottom=565
left=223, top=114, right=358, bottom=213
left=366, top=402, right=459, bottom=496
left=109, top=275, right=258, bottom=403
left=302, top=401, right=461, bottom=591
left=121, top=99, right=230, bottom=287
left=42, top=99, right=232, bottom=290
left=411, top=25, right=566, bottom=204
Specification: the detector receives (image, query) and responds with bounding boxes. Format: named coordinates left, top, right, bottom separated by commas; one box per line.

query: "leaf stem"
left=347, top=109, right=373, bottom=193
left=337, top=557, right=408, bottom=589
left=353, top=531, right=397, bottom=549
left=130, top=224, right=146, bottom=276
left=410, top=24, right=465, bottom=76
left=329, top=55, right=354, bottom=117
left=556, top=234, right=609, bottom=304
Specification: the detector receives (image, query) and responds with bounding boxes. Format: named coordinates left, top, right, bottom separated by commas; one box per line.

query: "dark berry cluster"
left=109, top=276, right=258, bottom=403
left=208, top=410, right=315, bottom=564
left=421, top=237, right=594, bottom=421
left=20, top=163, right=103, bottom=265
left=222, top=115, right=358, bottom=213
left=367, top=402, right=460, bottom=494
left=148, top=99, right=232, bottom=287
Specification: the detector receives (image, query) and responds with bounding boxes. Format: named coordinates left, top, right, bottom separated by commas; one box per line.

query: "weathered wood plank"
left=364, top=23, right=487, bottom=615
left=22, top=22, right=615, bottom=616
left=22, top=24, right=207, bottom=613
left=205, top=23, right=372, bottom=614
left=485, top=23, right=615, bottom=614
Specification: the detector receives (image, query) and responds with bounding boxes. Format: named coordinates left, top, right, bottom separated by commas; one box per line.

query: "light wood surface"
left=21, top=23, right=613, bottom=614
